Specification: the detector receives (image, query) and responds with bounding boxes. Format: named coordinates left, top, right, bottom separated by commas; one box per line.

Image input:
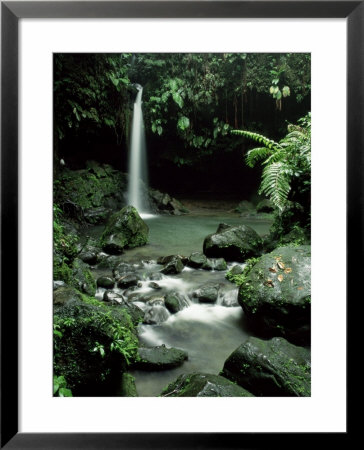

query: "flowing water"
left=127, top=85, right=150, bottom=216
left=90, top=212, right=272, bottom=396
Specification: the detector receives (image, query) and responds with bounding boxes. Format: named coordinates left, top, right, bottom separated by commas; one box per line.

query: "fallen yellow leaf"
left=278, top=274, right=284, bottom=282
left=277, top=261, right=285, bottom=270
left=284, top=268, right=292, bottom=274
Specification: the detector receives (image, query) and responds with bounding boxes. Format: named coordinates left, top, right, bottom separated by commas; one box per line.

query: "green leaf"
left=177, top=116, right=190, bottom=131
left=172, top=92, right=184, bottom=108
left=59, top=388, right=73, bottom=397
left=157, top=126, right=163, bottom=135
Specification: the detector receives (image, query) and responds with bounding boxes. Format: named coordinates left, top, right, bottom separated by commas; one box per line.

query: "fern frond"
left=231, top=129, right=281, bottom=151
left=262, top=148, right=287, bottom=166
left=259, top=162, right=291, bottom=210
left=245, top=147, right=272, bottom=168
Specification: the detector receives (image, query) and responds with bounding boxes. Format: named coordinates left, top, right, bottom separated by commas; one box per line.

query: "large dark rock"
left=192, top=284, right=220, bottom=303
left=202, top=258, right=227, bottom=271
left=203, top=224, right=263, bottom=262
left=54, top=163, right=129, bottom=223
left=53, top=287, right=82, bottom=306
left=187, top=252, right=208, bottom=268
left=221, top=336, right=311, bottom=397
left=97, top=276, right=115, bottom=289
left=143, top=304, right=170, bottom=324
left=134, top=345, right=188, bottom=370
left=149, top=189, right=189, bottom=215
left=160, top=256, right=184, bottom=274
left=238, top=245, right=311, bottom=344
left=100, top=206, right=149, bottom=254
left=117, top=273, right=141, bottom=289
left=160, top=373, right=254, bottom=397
left=71, top=259, right=96, bottom=296
left=164, top=292, right=189, bottom=313
left=53, top=301, right=138, bottom=396
left=83, top=206, right=112, bottom=225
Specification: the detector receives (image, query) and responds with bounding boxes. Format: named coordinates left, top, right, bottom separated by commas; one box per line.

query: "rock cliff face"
left=54, top=161, right=189, bottom=223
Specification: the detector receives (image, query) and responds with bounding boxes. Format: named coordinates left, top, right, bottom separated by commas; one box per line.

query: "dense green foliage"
left=232, top=113, right=311, bottom=211
left=232, top=114, right=311, bottom=236
left=54, top=53, right=310, bottom=168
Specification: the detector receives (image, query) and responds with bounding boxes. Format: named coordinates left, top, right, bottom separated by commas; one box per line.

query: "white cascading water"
left=127, top=85, right=152, bottom=217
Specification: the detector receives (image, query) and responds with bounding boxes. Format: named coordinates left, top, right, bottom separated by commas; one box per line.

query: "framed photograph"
left=1, top=1, right=358, bottom=448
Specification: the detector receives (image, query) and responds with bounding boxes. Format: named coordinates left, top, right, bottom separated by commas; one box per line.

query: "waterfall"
left=127, top=84, right=151, bottom=217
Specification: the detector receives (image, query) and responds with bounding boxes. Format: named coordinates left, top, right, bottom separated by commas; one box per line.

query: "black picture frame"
left=1, top=1, right=358, bottom=448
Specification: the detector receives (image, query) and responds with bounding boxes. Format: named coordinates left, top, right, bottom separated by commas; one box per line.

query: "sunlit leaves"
left=177, top=116, right=190, bottom=131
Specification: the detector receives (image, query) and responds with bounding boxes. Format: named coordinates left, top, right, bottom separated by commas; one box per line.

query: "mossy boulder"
left=203, top=224, right=263, bottom=262
left=238, top=245, right=311, bottom=344
left=71, top=259, right=96, bottom=296
left=221, top=336, right=311, bottom=397
left=96, top=276, right=115, bottom=289
left=120, top=373, right=138, bottom=397
left=160, top=373, right=255, bottom=397
left=149, top=189, right=189, bottom=215
left=160, top=255, right=184, bottom=274
left=116, top=272, right=141, bottom=289
left=54, top=164, right=128, bottom=223
left=192, top=284, right=220, bottom=303
left=134, top=345, right=188, bottom=370
left=164, top=292, right=189, bottom=313
left=187, top=252, right=208, bottom=268
left=100, top=206, right=149, bottom=254
left=202, top=258, right=227, bottom=271
left=54, top=300, right=138, bottom=396
left=53, top=286, right=83, bottom=306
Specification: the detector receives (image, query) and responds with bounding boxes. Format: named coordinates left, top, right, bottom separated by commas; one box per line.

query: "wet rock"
left=135, top=345, right=188, bottom=370
left=103, top=290, right=124, bottom=304
left=149, top=272, right=163, bottom=281
left=221, top=336, right=311, bottom=397
left=148, top=281, right=161, bottom=290
left=149, top=189, right=189, bottom=215
left=164, top=292, right=188, bottom=314
left=117, top=273, right=141, bottom=289
left=187, top=252, right=207, bottom=268
left=53, top=287, right=82, bottom=306
left=120, top=373, right=138, bottom=397
left=100, top=205, right=149, bottom=254
left=71, top=258, right=96, bottom=296
left=202, top=258, right=227, bottom=271
left=160, top=256, right=184, bottom=275
left=193, top=284, right=220, bottom=303
left=160, top=373, right=254, bottom=397
left=97, top=254, right=125, bottom=270
left=143, top=304, right=170, bottom=324
left=229, top=264, right=244, bottom=275
left=238, top=245, right=311, bottom=344
left=113, top=262, right=136, bottom=279
left=83, top=206, right=112, bottom=225
left=97, top=276, right=115, bottom=289
left=203, top=224, right=263, bottom=262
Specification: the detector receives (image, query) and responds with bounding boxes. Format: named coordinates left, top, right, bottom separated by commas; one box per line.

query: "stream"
left=89, top=211, right=272, bottom=396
